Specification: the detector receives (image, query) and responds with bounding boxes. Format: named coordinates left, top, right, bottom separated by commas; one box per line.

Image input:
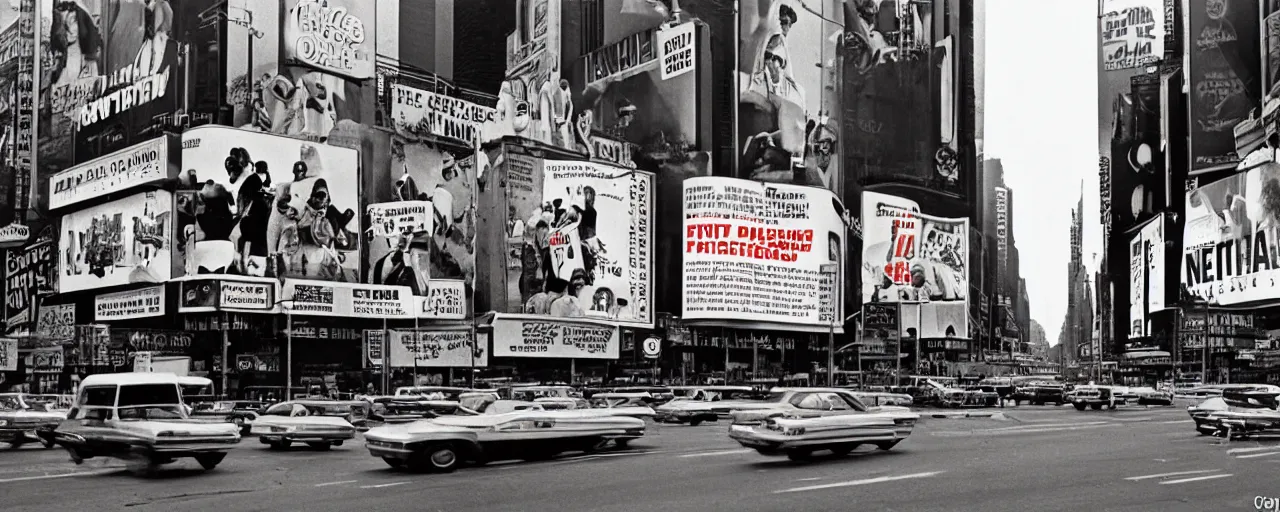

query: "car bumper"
left=727, top=424, right=909, bottom=451
left=655, top=411, right=718, bottom=424
left=365, top=440, right=415, bottom=459
left=258, top=431, right=355, bottom=443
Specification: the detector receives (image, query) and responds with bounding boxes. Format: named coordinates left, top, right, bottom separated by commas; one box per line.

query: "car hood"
left=655, top=400, right=773, bottom=413
left=364, top=420, right=478, bottom=442
left=252, top=416, right=355, bottom=428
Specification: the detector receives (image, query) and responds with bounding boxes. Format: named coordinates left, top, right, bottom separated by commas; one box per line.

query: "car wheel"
left=195, top=453, right=226, bottom=470
left=688, top=419, right=703, bottom=427
left=5, top=439, right=25, bottom=450
left=414, top=443, right=461, bottom=473
left=1073, top=403, right=1086, bottom=411
left=1107, top=403, right=1117, bottom=410
left=66, top=447, right=85, bottom=465
left=1090, top=404, right=1102, bottom=411
left=786, top=449, right=813, bottom=462
left=831, top=444, right=859, bottom=456
left=269, top=440, right=293, bottom=450
left=614, top=438, right=631, bottom=449
left=126, top=453, right=159, bottom=477
left=307, top=442, right=332, bottom=451
left=382, top=457, right=405, bottom=469
left=875, top=440, right=901, bottom=451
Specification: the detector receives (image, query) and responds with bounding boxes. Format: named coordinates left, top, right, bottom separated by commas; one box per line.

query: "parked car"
left=363, top=395, right=645, bottom=472
left=1067, top=385, right=1121, bottom=410
left=1132, top=387, right=1174, bottom=406
left=189, top=400, right=269, bottom=435
left=727, top=388, right=919, bottom=461
left=846, top=391, right=914, bottom=407
left=49, top=373, right=240, bottom=475
left=1009, top=385, right=1065, bottom=406
left=249, top=401, right=360, bottom=450
left=0, top=393, right=67, bottom=448
left=727, top=388, right=911, bottom=426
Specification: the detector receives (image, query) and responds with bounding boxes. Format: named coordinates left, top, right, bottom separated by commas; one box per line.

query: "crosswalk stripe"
left=1159, top=473, right=1233, bottom=485
left=1124, top=470, right=1220, bottom=481
left=1228, top=446, right=1279, bottom=454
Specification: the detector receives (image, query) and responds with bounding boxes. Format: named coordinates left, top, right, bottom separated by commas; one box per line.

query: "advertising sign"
left=388, top=329, right=489, bottom=368
left=860, top=303, right=900, bottom=357
left=177, top=278, right=278, bottom=313
left=1182, top=163, right=1280, bottom=305
left=364, top=329, right=384, bottom=367
left=13, top=0, right=33, bottom=217
left=283, top=0, right=375, bottom=80
left=861, top=191, right=970, bottom=338
left=367, top=201, right=432, bottom=238
left=1099, top=156, right=1112, bottom=236
left=59, top=190, right=173, bottom=293
left=36, top=304, right=75, bottom=341
left=1100, top=0, right=1164, bottom=71
left=995, top=187, right=1009, bottom=287
left=390, top=85, right=499, bottom=147
left=0, top=338, right=16, bottom=371
left=1268, top=11, right=1280, bottom=95
left=417, top=280, right=465, bottom=320
left=281, top=279, right=415, bottom=318
left=503, top=158, right=654, bottom=327
left=1129, top=229, right=1146, bottom=339
left=30, top=348, right=63, bottom=373
left=48, top=137, right=171, bottom=210
left=1187, top=0, right=1260, bottom=172
left=177, top=127, right=360, bottom=281
left=494, top=0, right=561, bottom=147
left=95, top=286, right=166, bottom=321
left=682, top=177, right=843, bottom=327
left=5, top=235, right=56, bottom=336
left=737, top=1, right=842, bottom=191
left=490, top=315, right=619, bottom=359
left=658, top=21, right=697, bottom=81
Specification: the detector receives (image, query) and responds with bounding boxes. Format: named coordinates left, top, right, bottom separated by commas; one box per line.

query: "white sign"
left=391, top=85, right=499, bottom=146
left=177, top=278, right=277, bottom=313
left=1100, top=0, right=1164, bottom=71
left=367, top=201, right=432, bottom=238
left=59, top=191, right=173, bottom=293
left=219, top=281, right=274, bottom=310
left=417, top=280, right=466, bottom=320
left=48, top=137, right=169, bottom=210
left=133, top=352, right=153, bottom=373
left=683, top=177, right=843, bottom=327
left=284, top=0, right=374, bottom=79
left=96, top=286, right=166, bottom=321
left=282, top=279, right=415, bottom=318
left=0, top=338, right=16, bottom=371
left=642, top=336, right=661, bottom=358
left=0, top=222, right=30, bottom=246
left=365, top=330, right=384, bottom=367
left=658, top=22, right=696, bottom=80
left=36, top=304, right=75, bottom=340
left=491, top=315, right=620, bottom=359
left=388, top=329, right=489, bottom=368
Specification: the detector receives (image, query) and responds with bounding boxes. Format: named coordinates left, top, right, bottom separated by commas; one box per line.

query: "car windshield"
left=763, top=391, right=789, bottom=403
left=117, top=405, right=185, bottom=420
left=118, top=384, right=182, bottom=407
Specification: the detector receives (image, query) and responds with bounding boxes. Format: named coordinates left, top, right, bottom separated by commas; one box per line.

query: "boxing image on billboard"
left=176, top=126, right=360, bottom=282
left=682, top=177, right=844, bottom=327
left=738, top=0, right=842, bottom=191
left=59, top=190, right=173, bottom=294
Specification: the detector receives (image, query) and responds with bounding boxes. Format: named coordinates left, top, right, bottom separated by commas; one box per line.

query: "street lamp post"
left=272, top=299, right=297, bottom=400
left=820, top=263, right=839, bottom=387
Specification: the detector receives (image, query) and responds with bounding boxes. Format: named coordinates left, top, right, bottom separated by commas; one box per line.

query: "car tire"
left=382, top=457, right=405, bottom=469
left=875, top=440, right=901, bottom=451
left=786, top=449, right=813, bottom=462
left=414, top=443, right=461, bottom=473
left=1090, top=404, right=1102, bottom=411
left=1107, top=403, right=1117, bottom=410
left=307, top=442, right=332, bottom=451
left=195, top=453, right=226, bottom=470
left=614, top=438, right=631, bottom=449
left=831, top=444, right=858, bottom=456
left=5, top=439, right=24, bottom=450
left=66, top=447, right=85, bottom=465
left=1073, top=403, right=1086, bottom=411
left=126, top=453, right=159, bottom=477
left=688, top=420, right=703, bottom=427
left=269, top=440, right=293, bottom=450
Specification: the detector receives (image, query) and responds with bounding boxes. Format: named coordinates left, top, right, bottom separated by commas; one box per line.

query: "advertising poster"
left=176, top=277, right=277, bottom=313
left=738, top=0, right=842, bottom=190
left=860, top=191, right=970, bottom=338
left=387, top=329, right=488, bottom=368
left=1187, top=0, right=1259, bottom=173
left=59, top=190, right=172, bottom=293
left=860, top=303, right=899, bottom=358
left=4, top=230, right=56, bottom=336
left=1144, top=216, right=1165, bottom=314
left=0, top=338, right=16, bottom=371
left=417, top=280, right=465, bottom=320
left=390, top=85, right=500, bottom=148
left=367, top=201, right=431, bottom=239
left=1100, top=0, right=1164, bottom=71
left=682, top=177, right=843, bottom=327
left=36, top=303, right=75, bottom=340
left=493, top=0, right=561, bottom=147
left=1182, top=161, right=1280, bottom=305
left=1129, top=229, right=1146, bottom=339
left=225, top=0, right=373, bottom=142
left=95, top=285, right=165, bottom=321
left=505, top=159, right=653, bottom=327
left=490, top=315, right=619, bottom=359
left=176, top=126, right=360, bottom=281
left=48, top=136, right=171, bottom=210
left=281, top=279, right=415, bottom=318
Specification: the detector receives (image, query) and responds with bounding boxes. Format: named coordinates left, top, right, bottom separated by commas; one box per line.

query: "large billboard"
left=682, top=177, right=843, bottom=327
left=1182, top=162, right=1280, bottom=306
left=282, top=0, right=374, bottom=81
left=58, top=190, right=172, bottom=293
left=1100, top=0, right=1164, bottom=71
left=175, top=126, right=360, bottom=281
left=738, top=0, right=842, bottom=191
left=497, top=157, right=653, bottom=328
left=387, top=328, right=488, bottom=368
left=48, top=136, right=173, bottom=211
left=861, top=191, right=970, bottom=339
left=1129, top=216, right=1164, bottom=339
left=1186, top=0, right=1259, bottom=173
left=4, top=228, right=56, bottom=337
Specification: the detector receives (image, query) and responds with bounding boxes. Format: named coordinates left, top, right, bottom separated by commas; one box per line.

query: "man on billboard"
left=741, top=34, right=806, bottom=181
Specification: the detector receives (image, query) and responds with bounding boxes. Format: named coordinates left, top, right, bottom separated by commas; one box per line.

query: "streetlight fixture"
left=819, top=263, right=839, bottom=387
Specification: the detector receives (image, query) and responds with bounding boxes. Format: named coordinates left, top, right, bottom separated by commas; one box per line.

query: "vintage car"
left=1009, top=384, right=1066, bottom=406
left=1067, top=385, right=1121, bottom=410
left=1131, top=387, right=1174, bottom=406
left=367, top=397, right=441, bottom=424
left=49, top=373, right=241, bottom=475
left=847, top=391, right=914, bottom=407
left=586, top=393, right=657, bottom=419
left=0, top=393, right=68, bottom=448
left=363, top=395, right=646, bottom=472
left=1197, top=390, right=1280, bottom=439
left=189, top=400, right=269, bottom=435
left=533, top=397, right=591, bottom=410
left=392, top=386, right=471, bottom=415
left=652, top=394, right=769, bottom=426
left=728, top=388, right=912, bottom=426
left=249, top=401, right=360, bottom=450
left=726, top=388, right=919, bottom=461
left=1187, top=385, right=1280, bottom=436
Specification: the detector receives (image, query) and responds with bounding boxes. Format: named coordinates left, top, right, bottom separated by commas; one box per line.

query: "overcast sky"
left=986, top=0, right=1100, bottom=346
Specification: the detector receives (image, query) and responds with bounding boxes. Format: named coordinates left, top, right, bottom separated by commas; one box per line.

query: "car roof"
left=82, top=373, right=184, bottom=387
left=178, top=376, right=214, bottom=386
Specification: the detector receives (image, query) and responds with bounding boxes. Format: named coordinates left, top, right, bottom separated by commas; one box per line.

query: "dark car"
left=1010, top=385, right=1065, bottom=406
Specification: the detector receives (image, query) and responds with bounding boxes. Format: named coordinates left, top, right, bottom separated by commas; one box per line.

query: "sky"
left=985, top=1, right=1101, bottom=346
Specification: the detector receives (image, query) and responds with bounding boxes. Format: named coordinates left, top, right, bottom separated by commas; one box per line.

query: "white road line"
left=795, top=477, right=823, bottom=482
left=678, top=449, right=753, bottom=458
left=934, top=423, right=1114, bottom=436
left=773, top=471, right=944, bottom=494
left=360, top=482, right=411, bottom=489
left=1159, top=474, right=1234, bottom=485
left=1124, top=470, right=1221, bottom=481
left=1113, top=417, right=1160, bottom=422
left=1235, top=451, right=1280, bottom=459
left=989, top=421, right=1111, bottom=430
left=0, top=470, right=117, bottom=484
left=1156, top=420, right=1187, bottom=424
left=1228, top=446, right=1280, bottom=454
left=314, top=480, right=358, bottom=487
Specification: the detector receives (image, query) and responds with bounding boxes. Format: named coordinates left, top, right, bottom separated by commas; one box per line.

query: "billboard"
left=387, top=328, right=488, bottom=368
left=682, top=177, right=843, bottom=327
left=48, top=136, right=172, bottom=211
left=4, top=229, right=56, bottom=337
left=1100, top=0, right=1164, bottom=71
left=995, top=187, right=1008, bottom=288
left=1182, top=162, right=1280, bottom=306
left=176, top=126, right=360, bottom=281
left=861, top=191, right=970, bottom=339
left=95, top=285, right=166, bottom=321
left=176, top=277, right=278, bottom=313
left=1186, top=0, right=1259, bottom=173
left=738, top=0, right=842, bottom=191
left=500, top=157, right=654, bottom=328
left=490, top=315, right=619, bottom=359
left=1128, top=217, right=1166, bottom=339
left=390, top=85, right=500, bottom=148
left=494, top=0, right=562, bottom=147
left=860, top=303, right=899, bottom=358
left=59, top=190, right=172, bottom=293
left=282, top=0, right=375, bottom=81
left=281, top=279, right=414, bottom=319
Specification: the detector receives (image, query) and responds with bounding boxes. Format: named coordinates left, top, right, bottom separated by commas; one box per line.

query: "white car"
left=586, top=393, right=657, bottom=419
left=249, top=401, right=358, bottom=450
left=727, top=388, right=919, bottom=461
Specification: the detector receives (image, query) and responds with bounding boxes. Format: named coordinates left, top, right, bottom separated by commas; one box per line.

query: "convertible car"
left=727, top=388, right=919, bottom=461
left=0, top=393, right=67, bottom=449
left=1188, top=387, right=1280, bottom=438
left=249, top=401, right=360, bottom=450
left=363, top=395, right=646, bottom=472
left=50, top=373, right=241, bottom=475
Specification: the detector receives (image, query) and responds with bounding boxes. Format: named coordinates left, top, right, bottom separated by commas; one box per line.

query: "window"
left=791, top=393, right=827, bottom=410
left=78, top=407, right=113, bottom=421
left=80, top=386, right=118, bottom=407
left=117, top=384, right=181, bottom=407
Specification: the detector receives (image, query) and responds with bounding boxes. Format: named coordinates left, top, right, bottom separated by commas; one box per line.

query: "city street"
left=0, top=406, right=1275, bottom=511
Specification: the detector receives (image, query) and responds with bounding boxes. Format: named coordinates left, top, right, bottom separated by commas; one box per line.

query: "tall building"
left=982, top=158, right=1027, bottom=353
left=1060, top=187, right=1093, bottom=368
left=1028, top=319, right=1049, bottom=359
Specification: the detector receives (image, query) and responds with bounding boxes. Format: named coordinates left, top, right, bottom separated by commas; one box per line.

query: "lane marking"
left=360, top=482, right=410, bottom=489
left=1228, top=446, right=1280, bottom=454
left=678, top=449, right=753, bottom=458
left=1235, top=451, right=1280, bottom=459
left=796, top=477, right=823, bottom=482
left=1156, top=420, right=1187, bottom=424
left=1113, top=417, right=1160, bottom=422
left=932, top=424, right=1114, bottom=436
left=1124, top=470, right=1220, bottom=481
left=988, top=421, right=1110, bottom=430
left=315, top=480, right=358, bottom=487
left=773, top=471, right=944, bottom=494
left=0, top=470, right=117, bottom=484
left=1159, top=473, right=1234, bottom=485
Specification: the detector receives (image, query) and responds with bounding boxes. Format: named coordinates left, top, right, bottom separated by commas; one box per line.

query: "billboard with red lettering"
left=682, top=177, right=844, bottom=328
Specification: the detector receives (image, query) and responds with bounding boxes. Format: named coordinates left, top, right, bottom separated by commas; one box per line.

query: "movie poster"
left=176, top=126, right=360, bottom=282
left=1187, top=0, right=1260, bottom=173
left=738, top=0, right=842, bottom=191
left=4, top=227, right=56, bottom=337
left=59, top=190, right=172, bottom=293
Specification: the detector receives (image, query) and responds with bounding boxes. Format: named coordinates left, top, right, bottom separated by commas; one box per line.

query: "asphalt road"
left=1, top=405, right=1277, bottom=512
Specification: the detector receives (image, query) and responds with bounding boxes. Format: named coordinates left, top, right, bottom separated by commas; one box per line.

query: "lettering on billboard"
left=861, top=303, right=900, bottom=357
left=284, top=0, right=374, bottom=80
left=659, top=22, right=697, bottom=80
left=1100, top=1, right=1164, bottom=71
left=282, top=279, right=415, bottom=318
left=5, top=238, right=55, bottom=336
left=367, top=201, right=432, bottom=238
left=419, top=280, right=465, bottom=320
left=60, top=191, right=172, bottom=293
left=1182, top=165, right=1280, bottom=305
left=49, top=137, right=169, bottom=210
left=491, top=316, right=619, bottom=359
left=391, top=85, right=498, bottom=147
left=0, top=338, right=16, bottom=371
left=1099, top=157, right=1112, bottom=235
left=36, top=304, right=75, bottom=341
left=13, top=0, right=34, bottom=216
left=388, top=329, right=488, bottom=368
left=682, top=177, right=842, bottom=326
left=95, top=286, right=166, bottom=321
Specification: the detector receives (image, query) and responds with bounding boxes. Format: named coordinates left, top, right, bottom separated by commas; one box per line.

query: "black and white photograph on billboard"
left=58, top=190, right=172, bottom=293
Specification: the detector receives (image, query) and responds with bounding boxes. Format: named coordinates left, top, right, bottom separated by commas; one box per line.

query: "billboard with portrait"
left=59, top=190, right=173, bottom=293
left=738, top=0, right=842, bottom=191
left=1181, top=162, right=1280, bottom=306
left=1186, top=0, right=1259, bottom=173
left=682, top=177, right=844, bottom=328
left=175, top=126, right=360, bottom=282
left=1129, top=215, right=1165, bottom=340
left=861, top=191, right=969, bottom=339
